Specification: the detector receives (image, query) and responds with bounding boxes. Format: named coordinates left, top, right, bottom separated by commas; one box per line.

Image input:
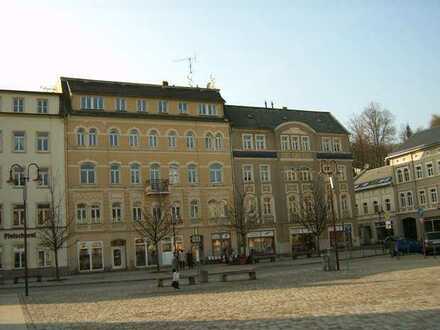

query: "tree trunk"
left=155, top=242, right=160, bottom=272
left=315, top=235, right=321, bottom=257
left=54, top=246, right=60, bottom=280
left=241, top=232, right=247, bottom=256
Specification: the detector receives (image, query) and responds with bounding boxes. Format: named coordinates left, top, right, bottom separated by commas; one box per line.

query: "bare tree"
left=430, top=114, right=440, bottom=128
left=227, top=186, right=258, bottom=256
left=349, top=102, right=396, bottom=168
left=133, top=198, right=173, bottom=272
left=36, top=178, right=72, bottom=281
left=290, top=176, right=330, bottom=254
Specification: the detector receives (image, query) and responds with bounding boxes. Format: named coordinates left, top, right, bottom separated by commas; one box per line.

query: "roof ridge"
left=225, top=104, right=331, bottom=114
left=60, top=76, right=220, bottom=92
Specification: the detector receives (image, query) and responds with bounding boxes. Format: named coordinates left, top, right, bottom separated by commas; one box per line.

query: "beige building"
left=0, top=89, right=67, bottom=276
left=385, top=127, right=440, bottom=240
left=354, top=166, right=396, bottom=244
left=225, top=105, right=357, bottom=255
left=60, top=77, right=235, bottom=272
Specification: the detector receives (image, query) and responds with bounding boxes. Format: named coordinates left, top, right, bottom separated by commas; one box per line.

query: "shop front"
left=247, top=230, right=276, bottom=255
left=289, top=228, right=315, bottom=257
left=78, top=241, right=104, bottom=272
left=211, top=232, right=231, bottom=257
left=328, top=224, right=353, bottom=248
left=110, top=239, right=126, bottom=270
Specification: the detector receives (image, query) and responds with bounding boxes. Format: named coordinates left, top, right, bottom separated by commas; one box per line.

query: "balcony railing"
left=145, top=179, right=170, bottom=195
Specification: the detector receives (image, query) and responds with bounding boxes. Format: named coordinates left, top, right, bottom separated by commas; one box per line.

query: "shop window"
left=14, top=247, right=25, bottom=269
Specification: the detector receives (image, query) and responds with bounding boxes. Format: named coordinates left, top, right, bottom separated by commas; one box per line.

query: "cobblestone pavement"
left=20, top=255, right=440, bottom=330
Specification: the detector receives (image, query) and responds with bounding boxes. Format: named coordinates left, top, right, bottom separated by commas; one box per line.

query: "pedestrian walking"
left=186, top=251, right=193, bottom=269
left=171, top=268, right=180, bottom=289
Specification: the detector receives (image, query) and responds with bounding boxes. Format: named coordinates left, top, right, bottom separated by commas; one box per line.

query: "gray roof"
left=354, top=166, right=393, bottom=191
left=224, top=105, right=348, bottom=134
left=60, top=77, right=225, bottom=103
left=389, top=126, right=440, bottom=157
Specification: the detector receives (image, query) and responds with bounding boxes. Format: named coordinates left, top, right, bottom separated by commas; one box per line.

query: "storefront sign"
left=385, top=220, right=393, bottom=229
left=290, top=227, right=311, bottom=234
left=328, top=224, right=352, bottom=232
left=4, top=232, right=36, bottom=240
left=247, top=230, right=274, bottom=238
left=212, top=233, right=230, bottom=240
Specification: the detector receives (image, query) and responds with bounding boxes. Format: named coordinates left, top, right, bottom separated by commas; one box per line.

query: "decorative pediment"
left=281, top=127, right=308, bottom=135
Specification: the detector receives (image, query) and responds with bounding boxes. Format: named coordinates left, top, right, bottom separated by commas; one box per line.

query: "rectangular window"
left=14, top=248, right=25, bottom=269
left=178, top=102, right=188, bottom=114
left=301, top=136, right=310, bottom=151
left=132, top=206, right=142, bottom=222
left=112, top=204, right=122, bottom=223
left=415, top=165, right=423, bottom=179
left=363, top=202, right=368, bottom=214
left=419, top=190, right=427, bottom=205
left=426, top=163, right=434, bottom=177
left=37, top=204, right=50, bottom=226
left=399, top=192, right=406, bottom=208
left=280, top=135, right=290, bottom=151
left=242, top=134, right=253, bottom=150
left=430, top=188, right=438, bottom=204
left=116, top=98, right=126, bottom=112
left=37, top=168, right=49, bottom=187
left=91, top=205, right=101, bottom=224
left=337, top=165, right=347, bottom=181
left=158, top=100, right=168, bottom=113
left=36, top=132, right=49, bottom=152
left=290, top=136, right=300, bottom=151
left=76, top=205, right=87, bottom=224
left=321, top=137, right=332, bottom=152
left=80, top=96, right=103, bottom=110
left=285, top=167, right=296, bottom=181
left=38, top=250, right=51, bottom=267
left=333, top=138, right=341, bottom=152
left=13, top=131, right=25, bottom=152
left=242, top=165, right=254, bottom=183
left=13, top=205, right=25, bottom=226
left=13, top=97, right=24, bottom=112
left=255, top=135, right=266, bottom=150
left=37, top=99, right=48, bottom=113
left=260, top=165, right=271, bottom=182
left=137, top=99, right=147, bottom=112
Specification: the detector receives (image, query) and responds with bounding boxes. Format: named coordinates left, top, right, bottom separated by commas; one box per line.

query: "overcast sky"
left=1, top=0, right=439, bottom=130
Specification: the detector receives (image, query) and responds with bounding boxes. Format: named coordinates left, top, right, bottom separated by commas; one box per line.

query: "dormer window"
left=158, top=100, right=168, bottom=113
left=137, top=99, right=147, bottom=112
left=333, top=138, right=341, bottom=152
left=198, top=103, right=217, bottom=116
left=255, top=135, right=266, bottom=150
left=80, top=96, right=103, bottom=110
left=242, top=134, right=253, bottom=150
left=321, top=137, right=332, bottom=152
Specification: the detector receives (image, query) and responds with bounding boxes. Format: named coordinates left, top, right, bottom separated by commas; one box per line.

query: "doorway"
left=402, top=218, right=418, bottom=240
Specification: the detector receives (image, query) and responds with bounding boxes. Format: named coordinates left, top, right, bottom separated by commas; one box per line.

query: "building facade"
left=225, top=105, right=358, bottom=255
left=354, top=166, right=396, bottom=244
left=385, top=127, right=440, bottom=241
left=0, top=89, right=67, bottom=276
left=60, top=77, right=235, bottom=272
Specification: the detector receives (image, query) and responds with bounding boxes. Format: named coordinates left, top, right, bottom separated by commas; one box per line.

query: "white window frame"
left=116, top=98, right=126, bottom=112
left=280, top=135, right=290, bottom=151
left=111, top=202, right=123, bottom=223
left=242, top=165, right=254, bottom=183
left=255, top=134, right=266, bottom=150
left=13, top=131, right=26, bottom=152
left=137, top=99, right=147, bottom=112
left=259, top=164, right=271, bottom=182
left=301, top=136, right=310, bottom=151
left=242, top=134, right=253, bottom=150
left=321, top=137, right=332, bottom=152
left=36, top=132, right=49, bottom=152
left=426, top=162, right=434, bottom=177
left=37, top=98, right=48, bottom=114
left=90, top=204, right=101, bottom=224
left=178, top=102, right=188, bottom=114
left=332, top=137, right=341, bottom=152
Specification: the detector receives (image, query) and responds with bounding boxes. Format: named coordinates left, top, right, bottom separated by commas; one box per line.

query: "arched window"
left=80, top=163, right=96, bottom=184
left=407, top=191, right=413, bottom=207
left=187, top=164, right=198, bottom=184
left=130, top=163, right=141, bottom=184
left=129, top=129, right=139, bottom=147
left=168, top=131, right=177, bottom=148
left=186, top=132, right=195, bottom=151
left=150, top=164, right=160, bottom=182
left=148, top=130, right=158, bottom=148
left=77, top=128, right=85, bottom=146
left=110, top=164, right=121, bottom=184
left=88, top=128, right=97, bottom=146
left=209, top=163, right=223, bottom=184
left=109, top=129, right=119, bottom=147
left=190, top=200, right=199, bottom=219
left=215, top=133, right=223, bottom=151
left=205, top=133, right=214, bottom=151
left=169, top=164, right=179, bottom=184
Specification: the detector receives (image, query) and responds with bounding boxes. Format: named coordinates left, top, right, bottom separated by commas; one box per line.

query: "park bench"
left=253, top=255, right=276, bottom=263
left=14, top=274, right=42, bottom=284
left=220, top=268, right=257, bottom=282
left=157, top=274, right=196, bottom=287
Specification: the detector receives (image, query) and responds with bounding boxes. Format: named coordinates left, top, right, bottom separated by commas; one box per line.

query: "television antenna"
left=174, top=55, right=197, bottom=87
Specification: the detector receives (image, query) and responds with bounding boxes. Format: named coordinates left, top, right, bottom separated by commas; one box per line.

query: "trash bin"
left=322, top=248, right=337, bottom=271
left=199, top=270, right=209, bottom=283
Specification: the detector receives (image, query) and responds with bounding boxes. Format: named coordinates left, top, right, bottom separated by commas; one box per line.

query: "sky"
left=1, top=0, right=439, bottom=131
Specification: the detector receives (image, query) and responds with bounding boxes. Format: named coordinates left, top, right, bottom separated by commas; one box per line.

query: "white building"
left=0, top=89, right=67, bottom=277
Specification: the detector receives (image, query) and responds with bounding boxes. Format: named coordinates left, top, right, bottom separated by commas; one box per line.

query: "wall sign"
left=4, top=232, right=37, bottom=240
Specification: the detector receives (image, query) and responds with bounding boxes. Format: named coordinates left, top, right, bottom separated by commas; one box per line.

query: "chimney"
left=271, top=101, right=274, bottom=108
left=264, top=101, right=267, bottom=108
left=162, top=81, right=169, bottom=87
left=282, top=106, right=287, bottom=110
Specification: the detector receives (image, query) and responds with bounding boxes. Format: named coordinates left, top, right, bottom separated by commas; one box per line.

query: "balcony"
left=145, top=179, right=170, bottom=195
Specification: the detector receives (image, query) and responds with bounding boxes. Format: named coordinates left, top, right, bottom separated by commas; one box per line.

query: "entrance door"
left=112, top=246, right=125, bottom=269
left=403, top=218, right=418, bottom=240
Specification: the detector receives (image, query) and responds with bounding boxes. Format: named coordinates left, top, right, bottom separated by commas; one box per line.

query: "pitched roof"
left=388, top=126, right=440, bottom=157
left=60, top=77, right=225, bottom=103
left=354, top=166, right=393, bottom=192
left=224, top=105, right=348, bottom=134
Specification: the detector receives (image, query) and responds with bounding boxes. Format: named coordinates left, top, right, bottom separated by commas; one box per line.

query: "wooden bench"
left=253, top=255, right=276, bottom=263
left=220, top=269, right=256, bottom=282
left=157, top=274, right=196, bottom=287
left=14, top=275, right=42, bottom=284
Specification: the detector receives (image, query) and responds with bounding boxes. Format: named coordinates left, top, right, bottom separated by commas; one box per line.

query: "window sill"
left=36, top=151, right=50, bottom=154
left=12, top=151, right=26, bottom=153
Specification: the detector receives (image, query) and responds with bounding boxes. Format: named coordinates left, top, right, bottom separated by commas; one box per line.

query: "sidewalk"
left=0, top=294, right=27, bottom=330
left=0, top=247, right=387, bottom=291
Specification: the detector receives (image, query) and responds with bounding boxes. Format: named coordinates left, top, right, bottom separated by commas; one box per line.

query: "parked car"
left=384, top=236, right=422, bottom=255
left=424, top=232, right=440, bottom=255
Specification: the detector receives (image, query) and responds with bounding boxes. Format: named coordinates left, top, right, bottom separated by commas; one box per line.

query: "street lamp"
left=320, top=159, right=340, bottom=271
left=8, top=163, right=41, bottom=297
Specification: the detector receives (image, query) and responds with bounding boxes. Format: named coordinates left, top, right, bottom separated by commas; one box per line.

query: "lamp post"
left=320, top=160, right=340, bottom=271
left=7, top=163, right=41, bottom=297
